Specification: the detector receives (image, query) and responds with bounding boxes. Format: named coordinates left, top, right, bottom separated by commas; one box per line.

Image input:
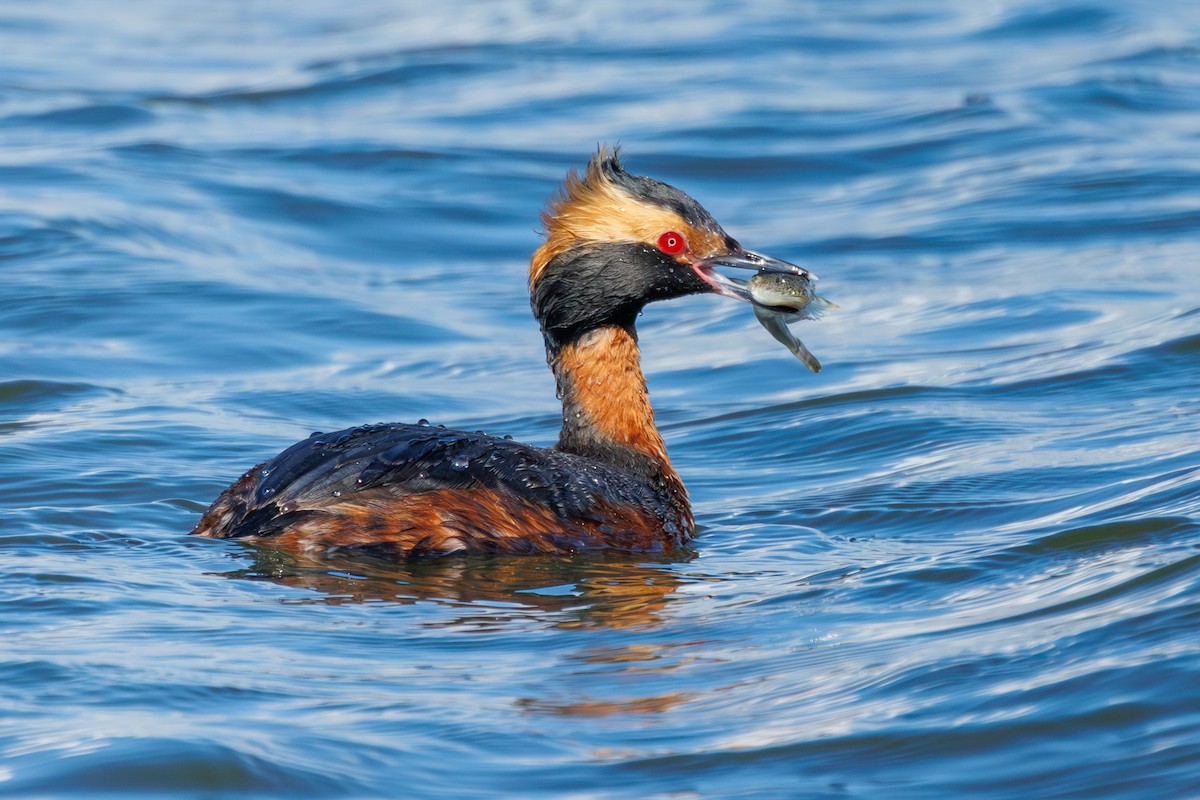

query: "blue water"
left=3, top=1, right=1200, bottom=797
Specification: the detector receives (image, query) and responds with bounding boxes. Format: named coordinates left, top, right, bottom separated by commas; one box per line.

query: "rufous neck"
left=550, top=325, right=673, bottom=472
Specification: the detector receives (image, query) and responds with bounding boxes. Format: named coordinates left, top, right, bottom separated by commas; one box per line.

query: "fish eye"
left=657, top=231, right=687, bottom=255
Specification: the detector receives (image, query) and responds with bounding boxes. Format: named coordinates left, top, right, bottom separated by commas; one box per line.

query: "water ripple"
left=2, top=0, right=1199, bottom=797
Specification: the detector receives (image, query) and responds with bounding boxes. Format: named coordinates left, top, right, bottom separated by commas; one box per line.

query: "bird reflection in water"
left=215, top=547, right=712, bottom=720
left=216, top=545, right=692, bottom=631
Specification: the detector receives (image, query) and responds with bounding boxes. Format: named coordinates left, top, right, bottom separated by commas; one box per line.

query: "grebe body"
left=193, top=148, right=816, bottom=558
left=194, top=420, right=690, bottom=557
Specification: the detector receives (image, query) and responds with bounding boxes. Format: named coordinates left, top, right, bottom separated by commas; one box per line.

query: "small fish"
left=747, top=270, right=834, bottom=373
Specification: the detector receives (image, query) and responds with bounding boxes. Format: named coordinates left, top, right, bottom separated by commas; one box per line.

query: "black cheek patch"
left=532, top=242, right=709, bottom=350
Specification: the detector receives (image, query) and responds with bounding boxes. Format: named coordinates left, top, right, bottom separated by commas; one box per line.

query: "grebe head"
left=530, top=146, right=810, bottom=351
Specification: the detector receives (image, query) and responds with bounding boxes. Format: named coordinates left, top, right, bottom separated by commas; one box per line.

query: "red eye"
left=657, top=231, right=687, bottom=255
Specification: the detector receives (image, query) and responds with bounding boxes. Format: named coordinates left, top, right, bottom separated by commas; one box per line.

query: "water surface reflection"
left=220, top=546, right=692, bottom=631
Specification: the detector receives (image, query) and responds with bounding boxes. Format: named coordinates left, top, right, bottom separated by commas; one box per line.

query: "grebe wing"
left=198, top=423, right=669, bottom=542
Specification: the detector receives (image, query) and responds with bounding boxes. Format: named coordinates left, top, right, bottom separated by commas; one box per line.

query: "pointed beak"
left=691, top=249, right=815, bottom=302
